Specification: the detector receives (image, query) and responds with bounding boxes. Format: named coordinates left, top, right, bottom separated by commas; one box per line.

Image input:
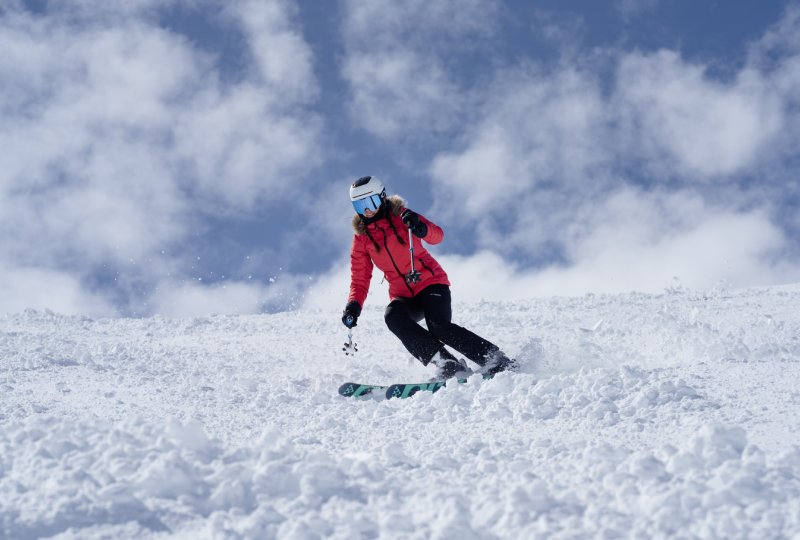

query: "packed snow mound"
left=2, top=285, right=800, bottom=538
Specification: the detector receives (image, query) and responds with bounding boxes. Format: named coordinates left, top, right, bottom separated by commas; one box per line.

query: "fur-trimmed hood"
left=351, top=195, right=406, bottom=234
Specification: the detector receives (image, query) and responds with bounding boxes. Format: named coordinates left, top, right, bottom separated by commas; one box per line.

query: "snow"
left=2, top=285, right=800, bottom=538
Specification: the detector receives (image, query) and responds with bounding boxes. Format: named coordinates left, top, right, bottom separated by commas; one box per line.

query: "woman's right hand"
left=342, top=301, right=362, bottom=328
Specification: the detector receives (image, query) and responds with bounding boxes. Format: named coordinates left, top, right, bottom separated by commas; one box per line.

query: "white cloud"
left=749, top=4, right=800, bottom=62
left=427, top=6, right=800, bottom=294
left=150, top=267, right=317, bottom=317
left=171, top=83, right=321, bottom=210
left=301, top=259, right=354, bottom=313
left=617, top=50, right=784, bottom=178
left=302, top=256, right=391, bottom=313
left=430, top=44, right=791, bottom=219
left=342, top=0, right=497, bottom=52
left=340, top=0, right=500, bottom=139
left=440, top=190, right=798, bottom=300
left=342, top=50, right=460, bottom=139
left=430, top=66, right=610, bottom=216
left=615, top=0, right=659, bottom=20
left=746, top=5, right=800, bottom=173
left=227, top=0, right=317, bottom=102
left=5, top=0, right=170, bottom=23
left=0, top=1, right=322, bottom=316
left=556, top=190, right=793, bottom=292
left=0, top=266, right=115, bottom=316
left=148, top=280, right=271, bottom=317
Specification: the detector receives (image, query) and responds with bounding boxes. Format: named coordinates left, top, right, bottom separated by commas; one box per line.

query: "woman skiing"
left=342, top=175, right=516, bottom=380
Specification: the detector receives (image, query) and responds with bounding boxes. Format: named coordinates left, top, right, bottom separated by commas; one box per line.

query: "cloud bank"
left=340, top=0, right=500, bottom=140
left=0, top=0, right=321, bottom=316
left=423, top=6, right=800, bottom=300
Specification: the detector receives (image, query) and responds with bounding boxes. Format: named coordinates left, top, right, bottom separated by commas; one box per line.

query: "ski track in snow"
left=2, top=285, right=800, bottom=538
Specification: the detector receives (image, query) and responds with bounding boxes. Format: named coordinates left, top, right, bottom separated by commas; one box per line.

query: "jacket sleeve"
left=417, top=213, right=444, bottom=245
left=348, top=235, right=373, bottom=306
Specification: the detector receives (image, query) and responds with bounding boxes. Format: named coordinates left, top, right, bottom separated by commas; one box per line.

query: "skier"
left=341, top=175, right=516, bottom=380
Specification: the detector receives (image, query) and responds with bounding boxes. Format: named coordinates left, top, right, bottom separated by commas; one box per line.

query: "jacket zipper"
left=380, top=228, right=415, bottom=295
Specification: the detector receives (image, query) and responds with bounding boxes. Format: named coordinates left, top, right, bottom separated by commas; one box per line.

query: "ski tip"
left=338, top=382, right=358, bottom=396
left=338, top=382, right=389, bottom=399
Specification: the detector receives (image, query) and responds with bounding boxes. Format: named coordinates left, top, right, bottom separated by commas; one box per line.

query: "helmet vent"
left=352, top=176, right=372, bottom=188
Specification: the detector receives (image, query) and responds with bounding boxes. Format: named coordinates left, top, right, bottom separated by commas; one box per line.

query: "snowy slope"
left=2, top=285, right=800, bottom=539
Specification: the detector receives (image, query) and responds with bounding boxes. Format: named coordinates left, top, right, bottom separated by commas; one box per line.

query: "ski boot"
left=430, top=350, right=471, bottom=381
left=483, top=350, right=519, bottom=377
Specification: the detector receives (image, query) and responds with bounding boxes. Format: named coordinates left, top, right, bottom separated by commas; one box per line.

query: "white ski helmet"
left=350, top=175, right=386, bottom=215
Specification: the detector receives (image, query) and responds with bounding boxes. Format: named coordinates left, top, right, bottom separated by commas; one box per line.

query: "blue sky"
left=1, top=0, right=799, bottom=317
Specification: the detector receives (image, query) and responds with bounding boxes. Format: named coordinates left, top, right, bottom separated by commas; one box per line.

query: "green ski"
left=337, top=382, right=388, bottom=399
left=341, top=374, right=497, bottom=400
left=385, top=378, right=475, bottom=399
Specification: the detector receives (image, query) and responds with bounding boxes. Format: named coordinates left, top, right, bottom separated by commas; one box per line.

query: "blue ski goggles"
left=352, top=194, right=383, bottom=215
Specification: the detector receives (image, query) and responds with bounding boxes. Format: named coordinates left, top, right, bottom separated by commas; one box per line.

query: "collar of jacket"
left=366, top=215, right=392, bottom=232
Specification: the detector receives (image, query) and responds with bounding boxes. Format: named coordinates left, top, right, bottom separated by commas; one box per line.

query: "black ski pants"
left=384, top=284, right=499, bottom=365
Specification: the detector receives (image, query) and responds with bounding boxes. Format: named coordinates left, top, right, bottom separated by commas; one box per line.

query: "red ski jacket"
left=348, top=199, right=450, bottom=307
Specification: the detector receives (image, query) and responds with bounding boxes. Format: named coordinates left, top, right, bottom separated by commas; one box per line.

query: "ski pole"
left=342, top=325, right=358, bottom=356
left=406, top=227, right=421, bottom=284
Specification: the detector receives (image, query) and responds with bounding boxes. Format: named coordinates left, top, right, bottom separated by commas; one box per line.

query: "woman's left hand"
left=401, top=209, right=427, bottom=238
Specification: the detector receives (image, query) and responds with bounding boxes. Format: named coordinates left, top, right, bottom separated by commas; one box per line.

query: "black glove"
left=401, top=209, right=428, bottom=238
left=342, top=301, right=362, bottom=328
